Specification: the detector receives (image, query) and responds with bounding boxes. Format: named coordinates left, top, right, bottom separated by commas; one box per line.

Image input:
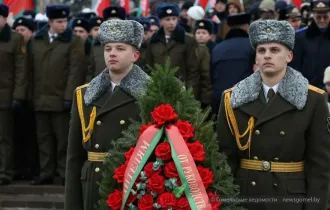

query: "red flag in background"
left=3, top=0, right=34, bottom=17
left=94, top=0, right=111, bottom=17
left=120, top=0, right=130, bottom=14
left=292, top=0, right=302, bottom=8
left=194, top=0, right=210, bottom=10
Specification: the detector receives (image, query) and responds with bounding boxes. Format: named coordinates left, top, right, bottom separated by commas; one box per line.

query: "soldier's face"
left=73, top=26, right=89, bottom=40
left=195, top=29, right=211, bottom=44
left=227, top=4, right=239, bottom=15
left=0, top=16, right=7, bottom=29
left=49, top=18, right=68, bottom=34
left=313, top=12, right=330, bottom=29
left=90, top=26, right=100, bottom=39
left=287, top=17, right=301, bottom=30
left=104, top=42, right=140, bottom=72
left=15, top=26, right=33, bottom=43
left=160, top=16, right=178, bottom=32
left=149, top=25, right=159, bottom=35
left=255, top=43, right=293, bottom=76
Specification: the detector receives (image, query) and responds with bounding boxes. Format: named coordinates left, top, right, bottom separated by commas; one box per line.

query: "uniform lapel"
left=166, top=39, right=177, bottom=51
left=255, top=93, right=295, bottom=127
left=92, top=90, right=110, bottom=108
left=239, top=89, right=266, bottom=119
left=96, top=88, right=135, bottom=118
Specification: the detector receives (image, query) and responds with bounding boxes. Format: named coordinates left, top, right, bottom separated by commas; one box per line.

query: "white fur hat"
left=324, top=66, right=330, bottom=84
left=187, top=6, right=205, bottom=20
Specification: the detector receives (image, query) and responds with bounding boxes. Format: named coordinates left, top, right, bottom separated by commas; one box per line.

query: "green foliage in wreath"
left=97, top=59, right=245, bottom=210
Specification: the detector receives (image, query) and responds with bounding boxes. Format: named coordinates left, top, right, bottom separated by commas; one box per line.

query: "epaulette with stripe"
left=308, top=85, right=325, bottom=94
left=76, top=83, right=89, bottom=91
left=224, top=88, right=233, bottom=93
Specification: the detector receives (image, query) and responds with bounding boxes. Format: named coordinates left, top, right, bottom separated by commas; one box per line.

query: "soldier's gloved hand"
left=63, top=100, right=72, bottom=111
left=12, top=100, right=23, bottom=110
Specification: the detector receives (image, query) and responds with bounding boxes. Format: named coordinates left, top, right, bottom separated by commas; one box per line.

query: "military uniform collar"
left=230, top=67, right=309, bottom=110
left=34, top=25, right=73, bottom=42
left=84, top=64, right=151, bottom=106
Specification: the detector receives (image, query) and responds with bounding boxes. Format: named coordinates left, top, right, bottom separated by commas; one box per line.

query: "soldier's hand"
left=12, top=100, right=24, bottom=110
left=63, top=100, right=72, bottom=111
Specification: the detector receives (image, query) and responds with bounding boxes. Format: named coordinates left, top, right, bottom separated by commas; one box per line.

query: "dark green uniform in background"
left=0, top=23, right=27, bottom=184
left=86, top=39, right=106, bottom=82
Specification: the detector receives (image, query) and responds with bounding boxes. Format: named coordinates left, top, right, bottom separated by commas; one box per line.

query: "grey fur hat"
left=98, top=20, right=144, bottom=49
left=249, top=20, right=295, bottom=50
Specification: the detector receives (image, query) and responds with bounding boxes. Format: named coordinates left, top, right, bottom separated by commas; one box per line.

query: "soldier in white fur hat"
left=324, top=66, right=330, bottom=111
left=217, top=19, right=330, bottom=210
left=64, top=20, right=150, bottom=210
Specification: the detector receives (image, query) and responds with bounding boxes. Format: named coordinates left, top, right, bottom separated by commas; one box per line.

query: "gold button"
left=253, top=156, right=258, bottom=160
left=273, top=183, right=278, bottom=187
left=95, top=144, right=99, bottom=149
left=280, top=131, right=285, bottom=136
left=274, top=157, right=279, bottom=161
left=255, top=130, right=260, bottom=135
left=95, top=167, right=100, bottom=172
left=96, top=121, right=101, bottom=126
left=120, top=120, right=125, bottom=125
left=251, top=181, right=256, bottom=186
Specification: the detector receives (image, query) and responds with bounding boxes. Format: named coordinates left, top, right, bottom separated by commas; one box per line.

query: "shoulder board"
left=308, top=85, right=325, bottom=94
left=76, top=83, right=89, bottom=91
left=224, top=88, right=233, bottom=93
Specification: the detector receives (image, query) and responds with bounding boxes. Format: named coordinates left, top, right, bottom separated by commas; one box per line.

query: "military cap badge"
left=166, top=9, right=172, bottom=14
left=111, top=9, right=116, bottom=14
left=144, top=24, right=147, bottom=28
left=199, top=22, right=204, bottom=27
left=150, top=19, right=155, bottom=23
left=97, top=19, right=102, bottom=24
left=18, top=19, right=22, bottom=23
left=62, top=10, right=66, bottom=15
left=292, top=8, right=299, bottom=13
left=317, top=2, right=326, bottom=7
left=77, top=20, right=81, bottom=24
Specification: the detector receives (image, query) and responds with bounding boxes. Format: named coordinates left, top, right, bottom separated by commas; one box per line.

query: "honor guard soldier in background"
left=65, top=19, right=150, bottom=210
left=0, top=4, right=28, bottom=185
left=28, top=4, right=85, bottom=185
left=218, top=20, right=330, bottom=210
left=284, top=6, right=302, bottom=30
left=194, top=19, right=213, bottom=108
left=145, top=3, right=200, bottom=98
left=147, top=15, right=160, bottom=36
left=136, top=18, right=151, bottom=71
left=12, top=16, right=39, bottom=180
left=89, top=16, right=103, bottom=40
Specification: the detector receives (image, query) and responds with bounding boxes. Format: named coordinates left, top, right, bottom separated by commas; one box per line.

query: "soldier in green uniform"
left=217, top=20, right=330, bottom=210
left=135, top=18, right=151, bottom=72
left=64, top=19, right=150, bottom=210
left=89, top=16, right=103, bottom=40
left=0, top=4, right=28, bottom=185
left=28, top=4, right=85, bottom=185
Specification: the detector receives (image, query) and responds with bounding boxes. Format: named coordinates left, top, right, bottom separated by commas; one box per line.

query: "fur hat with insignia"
left=13, top=17, right=35, bottom=32
left=156, top=3, right=180, bottom=19
left=311, top=0, right=330, bottom=12
left=103, top=6, right=126, bottom=20
left=227, top=12, right=251, bottom=27
left=46, top=5, right=70, bottom=19
left=137, top=18, right=151, bottom=32
left=0, top=4, right=9, bottom=18
left=147, top=15, right=160, bottom=27
left=98, top=20, right=144, bottom=49
left=249, top=20, right=295, bottom=50
left=324, top=66, right=330, bottom=84
left=89, top=17, right=103, bottom=28
left=195, top=19, right=214, bottom=34
left=72, top=18, right=90, bottom=32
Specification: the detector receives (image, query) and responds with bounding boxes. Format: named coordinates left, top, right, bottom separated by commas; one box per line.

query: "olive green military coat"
left=145, top=26, right=200, bottom=98
left=28, top=25, right=85, bottom=111
left=86, top=39, right=106, bottom=82
left=196, top=44, right=212, bottom=106
left=217, top=67, right=330, bottom=210
left=0, top=24, right=27, bottom=108
left=65, top=65, right=150, bottom=210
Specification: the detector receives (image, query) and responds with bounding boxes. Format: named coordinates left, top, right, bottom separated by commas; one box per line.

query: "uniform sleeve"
left=199, top=47, right=212, bottom=105
left=13, top=34, right=28, bottom=100
left=186, top=39, right=200, bottom=99
left=145, top=41, right=153, bottom=71
left=304, top=92, right=330, bottom=210
left=64, top=90, right=86, bottom=210
left=217, top=92, right=239, bottom=176
left=64, top=37, right=85, bottom=101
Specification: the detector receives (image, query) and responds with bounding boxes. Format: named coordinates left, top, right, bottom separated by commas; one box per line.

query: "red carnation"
left=144, top=162, right=162, bottom=178
left=106, top=189, right=123, bottom=210
left=197, top=166, right=214, bottom=189
left=138, top=194, right=155, bottom=210
left=187, top=140, right=206, bottom=162
left=139, top=122, right=153, bottom=137
left=113, top=164, right=127, bottom=183
left=164, top=161, right=179, bottom=178
left=127, top=193, right=137, bottom=205
left=157, top=192, right=177, bottom=209
left=147, top=172, right=166, bottom=194
left=208, top=192, right=222, bottom=210
left=124, top=147, right=135, bottom=162
left=155, top=142, right=172, bottom=161
left=175, top=120, right=195, bottom=141
left=176, top=197, right=190, bottom=210
left=151, top=104, right=178, bottom=125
